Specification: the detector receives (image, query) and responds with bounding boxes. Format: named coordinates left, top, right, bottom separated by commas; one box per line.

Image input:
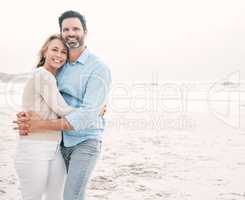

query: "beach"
left=1, top=81, right=245, bottom=200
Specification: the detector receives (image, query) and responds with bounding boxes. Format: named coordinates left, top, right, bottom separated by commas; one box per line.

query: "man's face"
left=61, top=17, right=86, bottom=49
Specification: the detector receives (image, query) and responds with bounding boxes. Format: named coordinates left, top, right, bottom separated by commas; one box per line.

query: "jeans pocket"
left=77, top=139, right=101, bottom=155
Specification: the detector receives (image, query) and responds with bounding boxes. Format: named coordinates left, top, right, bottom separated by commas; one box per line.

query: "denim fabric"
left=60, top=139, right=101, bottom=200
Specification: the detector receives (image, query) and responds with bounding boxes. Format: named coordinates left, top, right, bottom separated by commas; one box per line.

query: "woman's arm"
left=36, top=69, right=75, bottom=116
left=14, top=111, right=73, bottom=135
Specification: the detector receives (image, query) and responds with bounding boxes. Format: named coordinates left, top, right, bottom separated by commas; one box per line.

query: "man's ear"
left=84, top=30, right=88, bottom=37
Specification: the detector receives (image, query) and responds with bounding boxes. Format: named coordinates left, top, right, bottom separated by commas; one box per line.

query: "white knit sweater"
left=21, top=67, right=74, bottom=141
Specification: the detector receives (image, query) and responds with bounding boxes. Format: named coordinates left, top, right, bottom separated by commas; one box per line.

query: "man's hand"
left=13, top=111, right=42, bottom=135
left=99, top=105, right=107, bottom=117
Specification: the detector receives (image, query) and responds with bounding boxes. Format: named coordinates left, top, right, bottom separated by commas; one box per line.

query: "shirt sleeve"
left=65, top=65, right=112, bottom=131
left=35, top=69, right=75, bottom=117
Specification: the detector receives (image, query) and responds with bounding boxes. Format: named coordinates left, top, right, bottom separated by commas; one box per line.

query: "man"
left=15, top=10, right=111, bottom=200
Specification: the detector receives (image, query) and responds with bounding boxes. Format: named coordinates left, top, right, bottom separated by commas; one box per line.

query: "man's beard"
left=65, top=37, right=84, bottom=49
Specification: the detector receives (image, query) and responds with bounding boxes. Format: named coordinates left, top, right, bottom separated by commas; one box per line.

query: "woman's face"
left=43, top=38, right=68, bottom=72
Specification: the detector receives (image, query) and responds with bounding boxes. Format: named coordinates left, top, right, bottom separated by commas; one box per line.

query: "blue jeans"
left=60, top=139, right=101, bottom=200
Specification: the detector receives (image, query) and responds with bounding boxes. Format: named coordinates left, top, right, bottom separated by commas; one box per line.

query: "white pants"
left=15, top=139, right=66, bottom=200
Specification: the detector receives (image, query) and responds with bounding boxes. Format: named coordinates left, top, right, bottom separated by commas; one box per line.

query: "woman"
left=15, top=34, right=75, bottom=200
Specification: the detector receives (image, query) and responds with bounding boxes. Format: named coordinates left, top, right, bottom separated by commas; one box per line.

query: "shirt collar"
left=76, top=47, right=90, bottom=65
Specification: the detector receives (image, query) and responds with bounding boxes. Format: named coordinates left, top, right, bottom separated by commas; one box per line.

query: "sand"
left=1, top=82, right=245, bottom=200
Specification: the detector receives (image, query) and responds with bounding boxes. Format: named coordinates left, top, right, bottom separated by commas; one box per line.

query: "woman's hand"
left=13, top=111, right=42, bottom=135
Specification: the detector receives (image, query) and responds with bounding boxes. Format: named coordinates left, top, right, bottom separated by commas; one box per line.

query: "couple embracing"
left=14, top=10, right=111, bottom=200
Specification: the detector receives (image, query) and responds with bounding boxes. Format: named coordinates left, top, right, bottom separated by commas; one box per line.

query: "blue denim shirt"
left=56, top=48, right=111, bottom=147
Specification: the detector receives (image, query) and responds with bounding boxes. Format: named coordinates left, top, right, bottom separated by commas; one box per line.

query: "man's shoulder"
left=87, top=52, right=110, bottom=73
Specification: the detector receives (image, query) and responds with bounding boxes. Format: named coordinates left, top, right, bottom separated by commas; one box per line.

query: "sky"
left=1, top=0, right=245, bottom=83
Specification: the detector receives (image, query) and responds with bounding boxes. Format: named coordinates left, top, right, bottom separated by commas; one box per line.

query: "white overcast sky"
left=0, top=0, right=245, bottom=83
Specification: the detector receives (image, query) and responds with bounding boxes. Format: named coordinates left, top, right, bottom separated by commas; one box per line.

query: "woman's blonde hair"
left=36, top=34, right=68, bottom=68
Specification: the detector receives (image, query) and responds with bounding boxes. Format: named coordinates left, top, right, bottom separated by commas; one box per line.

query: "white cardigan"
left=21, top=67, right=74, bottom=141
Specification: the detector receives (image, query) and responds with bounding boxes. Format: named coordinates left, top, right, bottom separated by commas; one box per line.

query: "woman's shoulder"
left=33, top=67, right=56, bottom=82
left=33, top=67, right=52, bottom=76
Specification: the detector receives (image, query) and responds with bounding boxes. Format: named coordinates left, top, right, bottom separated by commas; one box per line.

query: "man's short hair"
left=59, top=10, right=87, bottom=31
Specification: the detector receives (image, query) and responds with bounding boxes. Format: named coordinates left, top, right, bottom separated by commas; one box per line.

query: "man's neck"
left=69, top=46, right=86, bottom=63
